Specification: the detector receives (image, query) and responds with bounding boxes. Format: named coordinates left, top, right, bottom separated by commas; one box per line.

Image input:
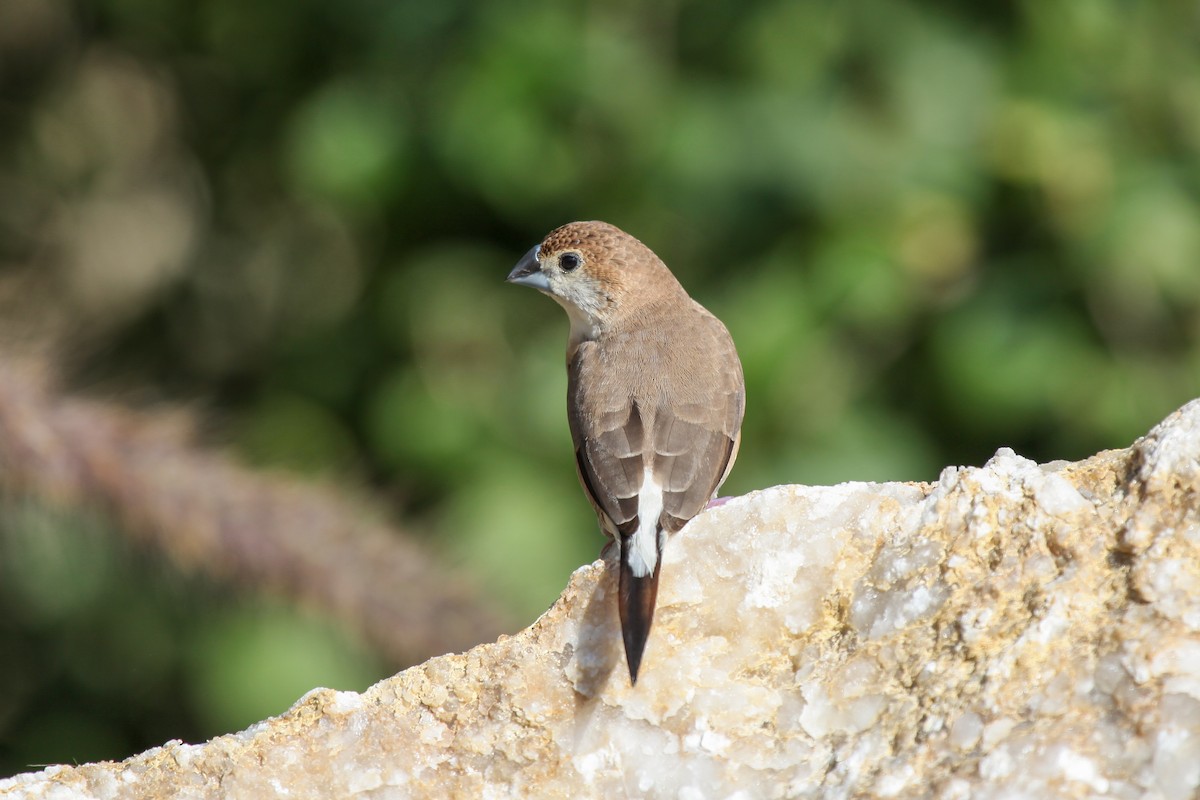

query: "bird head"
left=507, top=221, right=683, bottom=340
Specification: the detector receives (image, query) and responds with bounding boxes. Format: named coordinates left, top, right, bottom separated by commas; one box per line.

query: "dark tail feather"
left=618, top=535, right=661, bottom=685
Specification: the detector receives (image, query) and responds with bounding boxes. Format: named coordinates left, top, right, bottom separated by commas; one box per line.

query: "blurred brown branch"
left=0, top=359, right=511, bottom=665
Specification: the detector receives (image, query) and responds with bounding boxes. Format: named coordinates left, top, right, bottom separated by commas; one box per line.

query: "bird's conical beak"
left=507, top=245, right=550, bottom=291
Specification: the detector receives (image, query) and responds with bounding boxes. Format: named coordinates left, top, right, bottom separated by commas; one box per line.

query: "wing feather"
left=567, top=308, right=745, bottom=539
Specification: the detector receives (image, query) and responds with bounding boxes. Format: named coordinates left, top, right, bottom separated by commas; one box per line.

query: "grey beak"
left=507, top=245, right=551, bottom=291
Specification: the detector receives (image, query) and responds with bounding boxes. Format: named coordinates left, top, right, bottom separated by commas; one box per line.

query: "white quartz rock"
left=5, top=401, right=1200, bottom=799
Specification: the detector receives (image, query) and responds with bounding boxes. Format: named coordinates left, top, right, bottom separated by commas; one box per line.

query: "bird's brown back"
left=567, top=299, right=744, bottom=536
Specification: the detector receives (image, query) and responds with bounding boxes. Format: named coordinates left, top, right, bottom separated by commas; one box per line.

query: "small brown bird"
left=507, top=221, right=745, bottom=684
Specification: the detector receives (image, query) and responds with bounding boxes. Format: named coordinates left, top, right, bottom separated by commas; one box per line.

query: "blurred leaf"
left=0, top=505, right=114, bottom=624
left=200, top=0, right=309, bottom=81
left=445, top=454, right=596, bottom=620
left=7, top=710, right=130, bottom=770
left=286, top=79, right=408, bottom=211
left=809, top=232, right=914, bottom=330
left=932, top=286, right=1105, bottom=436
left=237, top=391, right=361, bottom=476
left=365, top=368, right=479, bottom=476
left=188, top=606, right=382, bottom=734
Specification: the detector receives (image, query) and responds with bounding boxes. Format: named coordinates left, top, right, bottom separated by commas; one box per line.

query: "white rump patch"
left=627, top=468, right=663, bottom=577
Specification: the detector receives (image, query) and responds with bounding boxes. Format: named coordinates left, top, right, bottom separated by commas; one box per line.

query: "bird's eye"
left=560, top=253, right=581, bottom=272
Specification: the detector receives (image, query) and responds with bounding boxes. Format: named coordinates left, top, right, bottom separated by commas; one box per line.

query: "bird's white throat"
left=556, top=298, right=600, bottom=350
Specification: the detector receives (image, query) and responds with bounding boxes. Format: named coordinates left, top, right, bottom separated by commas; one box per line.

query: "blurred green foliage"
left=2, top=0, right=1199, bottom=778
left=0, top=502, right=379, bottom=771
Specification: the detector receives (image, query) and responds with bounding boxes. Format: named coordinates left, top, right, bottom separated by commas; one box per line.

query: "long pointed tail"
left=618, top=534, right=662, bottom=684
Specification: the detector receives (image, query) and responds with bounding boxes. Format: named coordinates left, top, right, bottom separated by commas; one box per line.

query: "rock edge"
left=4, top=402, right=1200, bottom=799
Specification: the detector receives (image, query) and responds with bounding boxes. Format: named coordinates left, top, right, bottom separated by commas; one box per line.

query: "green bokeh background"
left=2, top=0, right=1199, bottom=777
